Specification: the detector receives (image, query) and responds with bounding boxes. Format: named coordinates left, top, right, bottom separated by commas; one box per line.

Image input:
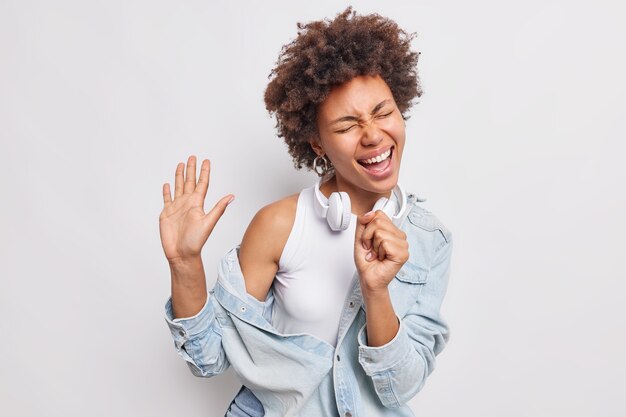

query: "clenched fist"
left=354, top=209, right=409, bottom=294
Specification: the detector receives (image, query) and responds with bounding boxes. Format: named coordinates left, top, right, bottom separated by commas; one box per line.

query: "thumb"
left=203, top=194, right=235, bottom=233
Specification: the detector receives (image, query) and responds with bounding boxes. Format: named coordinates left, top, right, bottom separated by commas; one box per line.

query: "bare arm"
left=169, top=256, right=207, bottom=319
left=238, top=195, right=297, bottom=302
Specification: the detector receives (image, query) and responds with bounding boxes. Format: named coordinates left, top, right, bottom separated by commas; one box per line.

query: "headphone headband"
left=313, top=180, right=408, bottom=231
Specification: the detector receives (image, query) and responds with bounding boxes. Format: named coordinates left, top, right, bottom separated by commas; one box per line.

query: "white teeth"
left=362, top=149, right=391, bottom=165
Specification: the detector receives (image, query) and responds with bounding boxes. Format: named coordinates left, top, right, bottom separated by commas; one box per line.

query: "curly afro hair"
left=264, top=6, right=422, bottom=174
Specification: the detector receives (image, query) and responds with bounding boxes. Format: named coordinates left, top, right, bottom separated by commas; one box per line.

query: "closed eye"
left=335, top=125, right=357, bottom=134
left=334, top=109, right=393, bottom=133
left=375, top=111, right=393, bottom=119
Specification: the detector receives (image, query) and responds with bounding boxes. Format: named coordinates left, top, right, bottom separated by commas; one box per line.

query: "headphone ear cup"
left=384, top=200, right=399, bottom=219
left=373, top=197, right=399, bottom=219
left=327, top=191, right=352, bottom=231
left=372, top=197, right=388, bottom=214
left=327, top=193, right=342, bottom=231
left=338, top=191, right=351, bottom=231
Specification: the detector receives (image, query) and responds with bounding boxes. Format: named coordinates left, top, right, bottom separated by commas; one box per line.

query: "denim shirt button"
left=178, top=330, right=185, bottom=337
left=349, top=301, right=355, bottom=308
left=240, top=306, right=246, bottom=312
left=345, top=413, right=352, bottom=417
left=336, top=355, right=341, bottom=362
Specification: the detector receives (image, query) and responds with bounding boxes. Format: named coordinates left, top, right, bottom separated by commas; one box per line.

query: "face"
left=313, top=74, right=405, bottom=196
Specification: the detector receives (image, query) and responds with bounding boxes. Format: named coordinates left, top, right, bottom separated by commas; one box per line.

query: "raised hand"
left=159, top=155, right=234, bottom=264
left=354, top=210, right=409, bottom=294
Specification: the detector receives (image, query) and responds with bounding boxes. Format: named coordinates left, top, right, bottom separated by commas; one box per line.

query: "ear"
left=309, top=136, right=324, bottom=156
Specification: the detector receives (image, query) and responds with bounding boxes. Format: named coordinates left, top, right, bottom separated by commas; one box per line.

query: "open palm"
left=159, top=155, right=234, bottom=264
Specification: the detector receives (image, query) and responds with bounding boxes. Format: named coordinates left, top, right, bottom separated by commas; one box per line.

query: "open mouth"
left=357, top=146, right=394, bottom=174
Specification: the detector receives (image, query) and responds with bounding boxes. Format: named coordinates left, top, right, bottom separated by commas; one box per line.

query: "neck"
left=319, top=175, right=393, bottom=216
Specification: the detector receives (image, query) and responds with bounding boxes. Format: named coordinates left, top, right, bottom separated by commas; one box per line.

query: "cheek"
left=393, top=117, right=406, bottom=140
left=325, top=139, right=359, bottom=163
left=382, top=119, right=406, bottom=143
left=331, top=148, right=357, bottom=165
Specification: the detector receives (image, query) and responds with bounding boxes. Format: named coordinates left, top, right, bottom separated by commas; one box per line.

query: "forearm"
left=362, top=288, right=399, bottom=347
left=170, top=256, right=208, bottom=319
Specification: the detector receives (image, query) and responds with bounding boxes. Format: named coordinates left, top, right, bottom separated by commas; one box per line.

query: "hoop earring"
left=313, top=154, right=332, bottom=176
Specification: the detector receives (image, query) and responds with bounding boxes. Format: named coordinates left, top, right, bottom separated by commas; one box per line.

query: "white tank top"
left=271, top=184, right=358, bottom=347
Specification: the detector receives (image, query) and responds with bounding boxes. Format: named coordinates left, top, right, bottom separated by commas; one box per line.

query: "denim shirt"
left=164, top=194, right=453, bottom=417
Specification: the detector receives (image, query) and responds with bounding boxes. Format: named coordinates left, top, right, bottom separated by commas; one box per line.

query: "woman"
left=159, top=7, right=453, bottom=417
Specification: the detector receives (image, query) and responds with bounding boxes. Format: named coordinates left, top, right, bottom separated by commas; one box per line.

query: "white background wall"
left=1, top=0, right=624, bottom=416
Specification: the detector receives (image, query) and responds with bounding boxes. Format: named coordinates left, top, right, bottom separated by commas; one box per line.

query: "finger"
left=163, top=183, right=172, bottom=206
left=184, top=155, right=197, bottom=194
left=374, top=210, right=404, bottom=236
left=378, top=240, right=387, bottom=261
left=376, top=240, right=386, bottom=262
left=356, top=211, right=376, bottom=250
left=354, top=213, right=368, bottom=249
left=174, top=162, right=184, bottom=199
left=194, top=159, right=210, bottom=200
left=361, top=214, right=395, bottom=248
left=202, top=194, right=235, bottom=233
left=371, top=229, right=396, bottom=255
left=377, top=239, right=408, bottom=263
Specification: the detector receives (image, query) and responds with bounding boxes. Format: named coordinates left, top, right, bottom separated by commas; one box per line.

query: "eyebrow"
left=329, top=99, right=392, bottom=125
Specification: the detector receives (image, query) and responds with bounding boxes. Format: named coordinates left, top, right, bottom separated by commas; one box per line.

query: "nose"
left=360, top=116, right=384, bottom=146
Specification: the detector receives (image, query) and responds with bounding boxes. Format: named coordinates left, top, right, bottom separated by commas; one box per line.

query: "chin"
left=360, top=174, right=398, bottom=194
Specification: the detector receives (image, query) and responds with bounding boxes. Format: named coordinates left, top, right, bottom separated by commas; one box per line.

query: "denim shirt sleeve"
left=357, top=235, right=453, bottom=408
left=164, top=292, right=230, bottom=378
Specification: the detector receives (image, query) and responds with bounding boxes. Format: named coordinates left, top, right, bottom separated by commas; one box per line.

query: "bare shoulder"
left=238, top=193, right=299, bottom=301
left=243, top=193, right=299, bottom=261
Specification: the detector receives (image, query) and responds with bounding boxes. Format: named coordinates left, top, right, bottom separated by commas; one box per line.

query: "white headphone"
left=313, top=179, right=408, bottom=231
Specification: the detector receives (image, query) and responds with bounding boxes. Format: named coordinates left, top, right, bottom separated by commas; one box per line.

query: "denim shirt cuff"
left=357, top=314, right=411, bottom=375
left=164, top=296, right=214, bottom=344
